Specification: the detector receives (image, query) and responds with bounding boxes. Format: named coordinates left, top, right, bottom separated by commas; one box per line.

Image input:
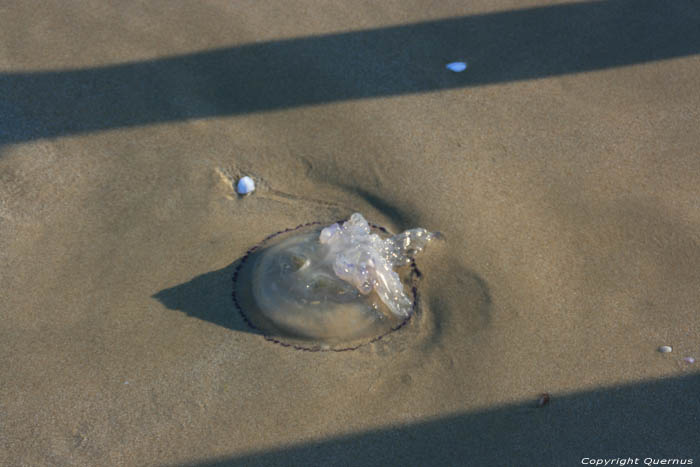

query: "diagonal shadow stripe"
left=1, top=0, right=699, bottom=144
left=168, top=373, right=700, bottom=467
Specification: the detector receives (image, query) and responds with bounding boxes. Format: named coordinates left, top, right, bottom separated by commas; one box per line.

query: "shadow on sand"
left=168, top=373, right=699, bottom=466
left=152, top=259, right=262, bottom=337
left=2, top=0, right=699, bottom=144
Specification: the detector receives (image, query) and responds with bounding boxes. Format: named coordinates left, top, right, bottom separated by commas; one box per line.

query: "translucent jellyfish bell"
left=233, top=214, right=437, bottom=350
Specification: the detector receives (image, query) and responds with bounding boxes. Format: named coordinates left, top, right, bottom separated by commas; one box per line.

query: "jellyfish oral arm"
left=319, top=213, right=436, bottom=317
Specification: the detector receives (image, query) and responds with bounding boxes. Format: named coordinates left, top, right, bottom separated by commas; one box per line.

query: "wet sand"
left=1, top=1, right=699, bottom=465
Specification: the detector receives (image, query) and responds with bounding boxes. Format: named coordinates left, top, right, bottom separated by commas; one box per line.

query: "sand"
left=1, top=1, right=699, bottom=465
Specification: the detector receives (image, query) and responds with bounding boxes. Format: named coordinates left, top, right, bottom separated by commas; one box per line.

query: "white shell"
left=446, top=61, right=467, bottom=72
left=237, top=176, right=255, bottom=195
left=683, top=356, right=695, bottom=364
left=658, top=345, right=673, bottom=353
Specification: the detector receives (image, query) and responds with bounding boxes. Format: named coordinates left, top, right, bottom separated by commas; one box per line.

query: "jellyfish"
left=233, top=213, right=438, bottom=350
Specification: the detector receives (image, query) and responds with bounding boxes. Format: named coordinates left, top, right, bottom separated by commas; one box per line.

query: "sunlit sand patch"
left=232, top=215, right=436, bottom=351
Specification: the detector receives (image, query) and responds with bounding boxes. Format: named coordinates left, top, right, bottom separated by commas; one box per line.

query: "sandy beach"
left=2, top=1, right=699, bottom=465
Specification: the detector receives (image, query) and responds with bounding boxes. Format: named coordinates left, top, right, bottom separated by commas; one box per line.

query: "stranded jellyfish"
left=233, top=213, right=438, bottom=351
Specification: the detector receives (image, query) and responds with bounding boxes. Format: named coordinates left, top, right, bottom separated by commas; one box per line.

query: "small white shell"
left=658, top=345, right=673, bottom=353
left=446, top=61, right=467, bottom=72
left=683, top=356, right=695, bottom=364
left=237, top=176, right=255, bottom=195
